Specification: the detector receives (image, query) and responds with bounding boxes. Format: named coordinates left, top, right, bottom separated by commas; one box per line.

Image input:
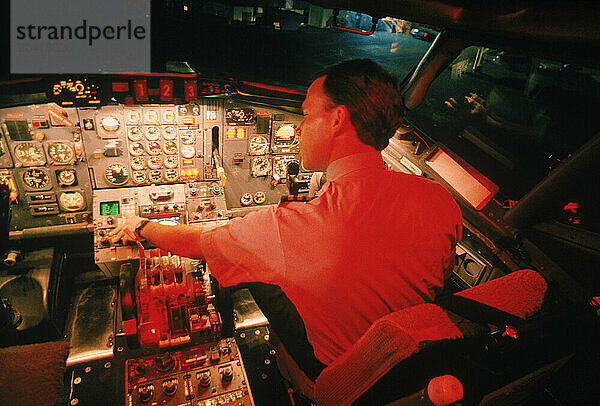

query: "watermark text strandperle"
left=15, top=19, right=146, bottom=46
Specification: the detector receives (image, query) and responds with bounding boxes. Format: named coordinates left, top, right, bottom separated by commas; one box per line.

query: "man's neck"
left=326, top=129, right=378, bottom=168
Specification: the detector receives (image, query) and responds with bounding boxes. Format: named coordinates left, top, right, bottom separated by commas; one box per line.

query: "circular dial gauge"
left=164, top=169, right=178, bottom=181
left=148, top=170, right=162, bottom=182
left=128, top=126, right=143, bottom=141
left=180, top=145, right=195, bottom=159
left=146, top=142, right=162, bottom=155
left=100, top=116, right=121, bottom=133
left=130, top=156, right=145, bottom=170
left=164, top=155, right=178, bottom=169
left=129, top=142, right=145, bottom=156
left=163, top=141, right=177, bottom=154
left=163, top=110, right=176, bottom=123
left=147, top=156, right=163, bottom=170
left=249, top=136, right=269, bottom=155
left=273, top=157, right=297, bottom=179
left=253, top=191, right=266, bottom=204
left=132, top=171, right=147, bottom=184
left=145, top=110, right=159, bottom=123
left=163, top=125, right=176, bottom=140
left=47, top=142, right=75, bottom=164
left=14, top=143, right=45, bottom=166
left=180, top=130, right=195, bottom=144
left=251, top=157, right=271, bottom=177
left=127, top=110, right=141, bottom=124
left=57, top=169, right=77, bottom=186
left=105, top=163, right=129, bottom=185
left=273, top=124, right=297, bottom=149
left=145, top=126, right=160, bottom=140
left=23, top=168, right=50, bottom=189
left=58, top=191, right=85, bottom=211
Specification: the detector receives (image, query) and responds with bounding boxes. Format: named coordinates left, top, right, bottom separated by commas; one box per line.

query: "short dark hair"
left=318, top=59, right=405, bottom=151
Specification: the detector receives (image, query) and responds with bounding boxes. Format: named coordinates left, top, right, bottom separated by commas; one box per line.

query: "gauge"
left=58, top=191, right=85, bottom=211
left=164, top=169, right=178, bottom=182
left=132, top=171, right=147, bottom=184
left=273, top=156, right=297, bottom=180
left=14, top=143, right=45, bottom=166
left=251, top=157, right=271, bottom=177
left=253, top=191, right=266, bottom=204
left=180, top=145, right=195, bottom=159
left=47, top=142, right=75, bottom=164
left=180, top=130, right=195, bottom=144
left=145, top=110, right=159, bottom=123
left=249, top=135, right=269, bottom=155
left=163, top=141, right=178, bottom=155
left=164, top=155, right=179, bottom=169
left=57, top=169, right=77, bottom=186
left=147, top=156, right=163, bottom=170
left=105, top=163, right=129, bottom=185
left=163, top=125, right=176, bottom=140
left=146, top=141, right=162, bottom=155
left=100, top=116, right=121, bottom=133
left=22, top=168, right=50, bottom=189
left=130, top=156, right=146, bottom=170
left=145, top=126, right=160, bottom=140
left=127, top=110, right=142, bottom=124
left=128, top=126, right=143, bottom=141
left=129, top=142, right=145, bottom=156
left=240, top=192, right=253, bottom=206
left=226, top=108, right=255, bottom=125
left=162, top=110, right=176, bottom=123
left=148, top=170, right=162, bottom=182
left=272, top=123, right=298, bottom=152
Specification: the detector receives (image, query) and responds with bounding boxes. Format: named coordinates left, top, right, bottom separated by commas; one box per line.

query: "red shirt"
left=200, top=150, right=462, bottom=365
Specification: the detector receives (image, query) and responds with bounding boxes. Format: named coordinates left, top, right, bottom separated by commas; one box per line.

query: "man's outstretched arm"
left=109, top=215, right=206, bottom=259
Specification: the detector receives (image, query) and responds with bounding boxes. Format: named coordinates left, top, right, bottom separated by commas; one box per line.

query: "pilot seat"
left=275, top=269, right=597, bottom=405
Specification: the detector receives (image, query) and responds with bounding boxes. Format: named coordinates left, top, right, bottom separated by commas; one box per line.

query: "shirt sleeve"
left=199, top=206, right=286, bottom=287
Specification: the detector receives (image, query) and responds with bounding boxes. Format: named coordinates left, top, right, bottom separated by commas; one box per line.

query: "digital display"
left=149, top=216, right=180, bottom=225
left=50, top=79, right=101, bottom=106
left=100, top=201, right=120, bottom=216
left=425, top=147, right=498, bottom=210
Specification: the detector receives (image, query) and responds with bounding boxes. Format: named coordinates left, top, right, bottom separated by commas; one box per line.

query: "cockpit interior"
left=1, top=1, right=599, bottom=405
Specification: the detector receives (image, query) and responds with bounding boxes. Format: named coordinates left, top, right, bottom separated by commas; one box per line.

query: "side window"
left=407, top=46, right=600, bottom=232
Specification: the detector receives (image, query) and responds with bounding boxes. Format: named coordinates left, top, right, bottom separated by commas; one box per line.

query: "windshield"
left=159, top=4, right=431, bottom=88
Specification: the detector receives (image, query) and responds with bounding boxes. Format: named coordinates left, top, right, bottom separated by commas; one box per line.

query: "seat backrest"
left=312, top=269, right=548, bottom=406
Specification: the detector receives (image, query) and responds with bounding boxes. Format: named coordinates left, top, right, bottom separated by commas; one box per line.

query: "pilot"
left=111, top=59, right=462, bottom=382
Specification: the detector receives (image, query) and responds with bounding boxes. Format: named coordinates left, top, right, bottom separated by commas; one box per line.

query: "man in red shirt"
left=111, top=59, right=462, bottom=381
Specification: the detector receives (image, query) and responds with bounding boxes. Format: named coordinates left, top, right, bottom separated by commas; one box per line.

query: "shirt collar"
left=325, top=150, right=385, bottom=182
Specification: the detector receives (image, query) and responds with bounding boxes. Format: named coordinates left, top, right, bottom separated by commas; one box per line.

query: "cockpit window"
left=159, top=4, right=431, bottom=88
left=407, top=46, right=600, bottom=232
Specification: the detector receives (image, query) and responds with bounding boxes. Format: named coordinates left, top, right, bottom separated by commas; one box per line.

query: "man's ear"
left=331, top=105, right=349, bottom=133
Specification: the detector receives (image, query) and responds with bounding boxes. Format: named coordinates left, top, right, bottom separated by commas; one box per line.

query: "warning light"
left=160, top=79, right=173, bottom=102
left=236, top=128, right=246, bottom=138
left=134, top=79, right=149, bottom=102
left=226, top=128, right=237, bottom=139
left=564, top=202, right=578, bottom=213
left=184, top=80, right=197, bottom=102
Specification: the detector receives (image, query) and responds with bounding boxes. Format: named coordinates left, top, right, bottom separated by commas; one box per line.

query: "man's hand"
left=109, top=214, right=146, bottom=244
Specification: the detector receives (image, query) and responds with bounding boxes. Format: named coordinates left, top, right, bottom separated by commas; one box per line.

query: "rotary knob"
left=198, top=371, right=211, bottom=388
left=163, top=379, right=178, bottom=396
left=221, top=365, right=233, bottom=382
left=138, top=385, right=153, bottom=403
left=155, top=353, right=175, bottom=372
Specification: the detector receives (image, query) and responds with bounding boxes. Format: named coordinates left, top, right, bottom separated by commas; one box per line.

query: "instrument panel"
left=1, top=90, right=308, bottom=235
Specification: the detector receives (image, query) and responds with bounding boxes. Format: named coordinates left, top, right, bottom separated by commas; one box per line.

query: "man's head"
left=320, top=59, right=405, bottom=150
left=297, top=59, right=405, bottom=171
